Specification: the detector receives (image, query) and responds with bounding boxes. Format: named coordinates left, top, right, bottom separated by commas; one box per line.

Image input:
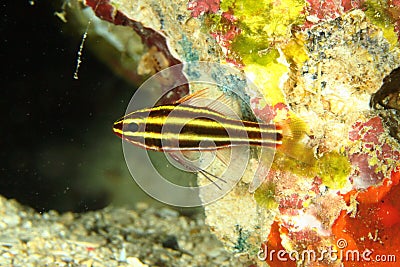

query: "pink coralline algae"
left=187, top=0, right=243, bottom=65
left=349, top=116, right=384, bottom=144
left=304, top=0, right=363, bottom=27
left=210, top=24, right=241, bottom=51
left=208, top=10, right=242, bottom=66
left=188, top=0, right=220, bottom=17
left=348, top=116, right=400, bottom=189
left=251, top=99, right=289, bottom=123
left=278, top=193, right=306, bottom=215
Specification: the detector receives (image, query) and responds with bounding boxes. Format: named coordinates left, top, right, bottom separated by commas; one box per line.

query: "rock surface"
left=0, top=195, right=255, bottom=266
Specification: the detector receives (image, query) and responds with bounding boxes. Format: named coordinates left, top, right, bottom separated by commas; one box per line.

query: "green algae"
left=224, top=0, right=306, bottom=64
left=204, top=13, right=233, bottom=35
left=223, top=0, right=305, bottom=39
left=254, top=181, right=278, bottom=209
left=233, top=225, right=250, bottom=252
left=231, top=37, right=280, bottom=66
left=222, top=0, right=306, bottom=104
left=316, top=152, right=352, bottom=189
left=269, top=151, right=351, bottom=190
left=272, top=150, right=315, bottom=178
left=364, top=0, right=398, bottom=48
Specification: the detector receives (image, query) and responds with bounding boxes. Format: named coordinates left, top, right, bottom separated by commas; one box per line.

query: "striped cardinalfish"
left=113, top=90, right=312, bottom=189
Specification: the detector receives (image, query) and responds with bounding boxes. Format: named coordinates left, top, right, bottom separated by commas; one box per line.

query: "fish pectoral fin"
left=180, top=150, right=201, bottom=161
left=215, top=147, right=231, bottom=166
left=207, top=93, right=239, bottom=118
left=166, top=150, right=226, bottom=190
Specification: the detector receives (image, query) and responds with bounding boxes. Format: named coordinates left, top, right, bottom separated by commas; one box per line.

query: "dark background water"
left=2, top=1, right=141, bottom=212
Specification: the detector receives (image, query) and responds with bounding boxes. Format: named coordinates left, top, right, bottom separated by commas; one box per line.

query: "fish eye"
left=125, top=122, right=139, bottom=132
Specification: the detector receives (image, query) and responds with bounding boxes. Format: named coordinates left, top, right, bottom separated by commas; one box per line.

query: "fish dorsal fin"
left=175, top=88, right=209, bottom=105
left=176, top=89, right=240, bottom=118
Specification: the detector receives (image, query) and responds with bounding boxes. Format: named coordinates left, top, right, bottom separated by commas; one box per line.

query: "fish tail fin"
left=277, top=116, right=308, bottom=141
left=276, top=116, right=316, bottom=165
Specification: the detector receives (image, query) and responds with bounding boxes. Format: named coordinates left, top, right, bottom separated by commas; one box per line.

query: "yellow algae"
left=368, top=155, right=379, bottom=167
left=303, top=198, right=311, bottom=208
left=245, top=62, right=288, bottom=105
left=282, top=34, right=309, bottom=66
left=229, top=0, right=305, bottom=39
left=220, top=0, right=235, bottom=11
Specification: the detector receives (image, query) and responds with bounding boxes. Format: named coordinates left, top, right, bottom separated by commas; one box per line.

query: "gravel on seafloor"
left=0, top=195, right=253, bottom=267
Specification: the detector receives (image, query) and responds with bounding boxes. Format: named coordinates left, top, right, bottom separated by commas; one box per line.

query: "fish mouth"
left=112, top=119, right=124, bottom=138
